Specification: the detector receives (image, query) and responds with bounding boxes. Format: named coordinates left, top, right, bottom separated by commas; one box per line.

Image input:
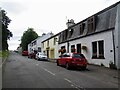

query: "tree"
left=0, top=9, right=13, bottom=50
left=21, top=28, right=38, bottom=51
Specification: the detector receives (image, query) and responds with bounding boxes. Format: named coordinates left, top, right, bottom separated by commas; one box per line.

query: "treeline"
left=0, top=9, right=13, bottom=50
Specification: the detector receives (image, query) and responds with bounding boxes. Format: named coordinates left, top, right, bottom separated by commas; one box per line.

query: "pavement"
left=49, top=58, right=119, bottom=80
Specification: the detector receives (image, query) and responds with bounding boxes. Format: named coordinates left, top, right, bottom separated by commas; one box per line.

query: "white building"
left=28, top=32, right=53, bottom=54
left=58, top=2, right=120, bottom=69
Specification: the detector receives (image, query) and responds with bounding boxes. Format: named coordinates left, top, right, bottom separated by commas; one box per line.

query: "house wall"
left=28, top=33, right=53, bottom=54
left=71, top=30, right=114, bottom=67
left=114, top=3, right=120, bottom=69
left=59, top=30, right=114, bottom=67
left=58, top=2, right=120, bottom=68
left=42, top=35, right=59, bottom=59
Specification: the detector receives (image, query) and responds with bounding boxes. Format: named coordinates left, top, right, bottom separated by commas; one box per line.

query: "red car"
left=22, top=51, right=28, bottom=56
left=57, top=53, right=87, bottom=70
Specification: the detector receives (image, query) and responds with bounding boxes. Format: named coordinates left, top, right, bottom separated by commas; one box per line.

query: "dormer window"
left=87, top=16, right=96, bottom=34
left=80, top=23, right=85, bottom=35
left=69, top=28, right=74, bottom=38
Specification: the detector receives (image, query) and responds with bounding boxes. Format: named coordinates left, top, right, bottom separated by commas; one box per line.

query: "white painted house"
left=58, top=2, right=120, bottom=69
left=28, top=32, right=53, bottom=54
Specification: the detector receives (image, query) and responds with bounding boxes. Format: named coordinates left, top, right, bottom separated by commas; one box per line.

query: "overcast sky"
left=1, top=0, right=119, bottom=50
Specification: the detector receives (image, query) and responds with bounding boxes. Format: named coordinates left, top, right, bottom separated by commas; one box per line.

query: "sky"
left=1, top=0, right=120, bottom=50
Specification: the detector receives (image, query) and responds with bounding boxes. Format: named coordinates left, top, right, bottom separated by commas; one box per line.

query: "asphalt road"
left=2, top=52, right=119, bottom=89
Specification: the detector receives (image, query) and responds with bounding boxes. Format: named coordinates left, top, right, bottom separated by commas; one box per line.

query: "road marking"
left=36, top=64, right=39, bottom=66
left=64, top=78, right=72, bottom=83
left=64, top=78, right=86, bottom=90
left=71, top=84, right=74, bottom=87
left=43, top=68, right=56, bottom=76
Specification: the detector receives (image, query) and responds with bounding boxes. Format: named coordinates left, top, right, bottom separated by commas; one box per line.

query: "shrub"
left=109, top=61, right=117, bottom=69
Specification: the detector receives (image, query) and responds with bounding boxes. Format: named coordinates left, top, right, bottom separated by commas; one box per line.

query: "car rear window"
left=72, top=54, right=85, bottom=58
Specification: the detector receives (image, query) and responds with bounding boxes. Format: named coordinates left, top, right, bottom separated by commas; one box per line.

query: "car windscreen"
left=40, top=53, right=47, bottom=56
left=72, top=54, right=85, bottom=58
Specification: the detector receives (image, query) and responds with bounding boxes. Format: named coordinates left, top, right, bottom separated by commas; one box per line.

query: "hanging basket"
left=58, top=48, right=66, bottom=53
left=82, top=46, right=87, bottom=50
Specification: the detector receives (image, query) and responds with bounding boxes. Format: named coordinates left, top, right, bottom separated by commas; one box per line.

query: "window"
left=71, top=45, right=75, bottom=52
left=65, top=30, right=68, bottom=40
left=34, top=41, right=37, bottom=45
left=43, top=43, right=44, bottom=48
left=92, top=40, right=105, bottom=59
left=87, top=16, right=95, bottom=34
left=98, top=41, right=104, bottom=59
left=80, top=23, right=85, bottom=35
left=54, top=38, right=56, bottom=45
left=38, top=47, right=41, bottom=52
left=47, top=41, right=49, bottom=47
left=69, top=28, right=74, bottom=38
left=62, top=32, right=65, bottom=41
left=92, top=42, right=97, bottom=58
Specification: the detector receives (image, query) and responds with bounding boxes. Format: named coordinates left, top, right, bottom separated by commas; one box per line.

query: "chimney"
left=66, top=19, right=75, bottom=28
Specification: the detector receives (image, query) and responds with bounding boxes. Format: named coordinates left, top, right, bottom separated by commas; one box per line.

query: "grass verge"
left=0, top=51, right=9, bottom=60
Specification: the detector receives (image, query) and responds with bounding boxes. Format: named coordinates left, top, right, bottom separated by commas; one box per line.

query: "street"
left=2, top=52, right=119, bottom=89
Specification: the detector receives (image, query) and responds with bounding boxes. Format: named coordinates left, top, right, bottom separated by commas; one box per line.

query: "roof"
left=59, top=1, right=120, bottom=32
left=41, top=33, right=60, bottom=43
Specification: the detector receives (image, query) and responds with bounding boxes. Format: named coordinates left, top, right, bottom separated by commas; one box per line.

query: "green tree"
left=0, top=9, right=13, bottom=50
left=21, top=28, right=38, bottom=51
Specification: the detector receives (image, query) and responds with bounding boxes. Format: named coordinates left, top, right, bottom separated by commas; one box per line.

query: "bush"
left=109, top=61, right=117, bottom=69
left=101, top=63, right=104, bottom=67
left=0, top=51, right=9, bottom=59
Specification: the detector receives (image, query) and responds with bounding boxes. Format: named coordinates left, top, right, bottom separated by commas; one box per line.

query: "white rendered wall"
left=58, top=30, right=114, bottom=67
left=114, top=3, right=120, bottom=69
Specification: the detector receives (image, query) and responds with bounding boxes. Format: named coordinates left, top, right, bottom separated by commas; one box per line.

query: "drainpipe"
left=112, top=29, right=116, bottom=65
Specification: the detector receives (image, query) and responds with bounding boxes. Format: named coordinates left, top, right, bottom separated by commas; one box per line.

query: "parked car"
left=22, top=51, right=28, bottom=56
left=28, top=53, right=36, bottom=59
left=35, top=52, right=48, bottom=61
left=56, top=53, right=87, bottom=70
left=28, top=50, right=37, bottom=59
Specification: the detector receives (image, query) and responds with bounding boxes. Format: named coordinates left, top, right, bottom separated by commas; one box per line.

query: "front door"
left=47, top=50, right=49, bottom=58
left=77, top=44, right=81, bottom=54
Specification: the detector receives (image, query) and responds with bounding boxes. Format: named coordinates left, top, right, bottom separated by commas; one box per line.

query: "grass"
left=0, top=50, right=9, bottom=59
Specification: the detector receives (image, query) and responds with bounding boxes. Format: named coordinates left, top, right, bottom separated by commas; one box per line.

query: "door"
left=47, top=50, right=49, bottom=58
left=77, top=44, right=81, bottom=53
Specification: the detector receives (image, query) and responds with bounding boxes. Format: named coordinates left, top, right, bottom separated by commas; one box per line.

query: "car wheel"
left=66, top=63, right=70, bottom=70
left=57, top=60, right=59, bottom=66
left=81, top=66, right=86, bottom=70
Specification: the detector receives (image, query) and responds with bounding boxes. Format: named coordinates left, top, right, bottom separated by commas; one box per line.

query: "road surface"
left=2, top=52, right=118, bottom=89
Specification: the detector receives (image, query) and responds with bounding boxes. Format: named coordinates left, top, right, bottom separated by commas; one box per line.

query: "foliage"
left=20, top=28, right=38, bottom=51
left=100, top=63, right=104, bottom=67
left=109, top=61, right=117, bottom=69
left=82, top=46, right=87, bottom=50
left=1, top=9, right=13, bottom=50
left=58, top=48, right=66, bottom=54
left=0, top=51, right=9, bottom=59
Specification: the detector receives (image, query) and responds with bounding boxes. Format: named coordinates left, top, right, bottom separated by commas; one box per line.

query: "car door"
left=59, top=53, right=66, bottom=65
left=62, top=53, right=68, bottom=65
left=36, top=53, right=39, bottom=59
left=58, top=55, right=63, bottom=65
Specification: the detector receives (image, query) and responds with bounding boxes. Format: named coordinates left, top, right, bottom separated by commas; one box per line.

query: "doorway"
left=77, top=44, right=81, bottom=53
left=47, top=50, right=49, bottom=58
